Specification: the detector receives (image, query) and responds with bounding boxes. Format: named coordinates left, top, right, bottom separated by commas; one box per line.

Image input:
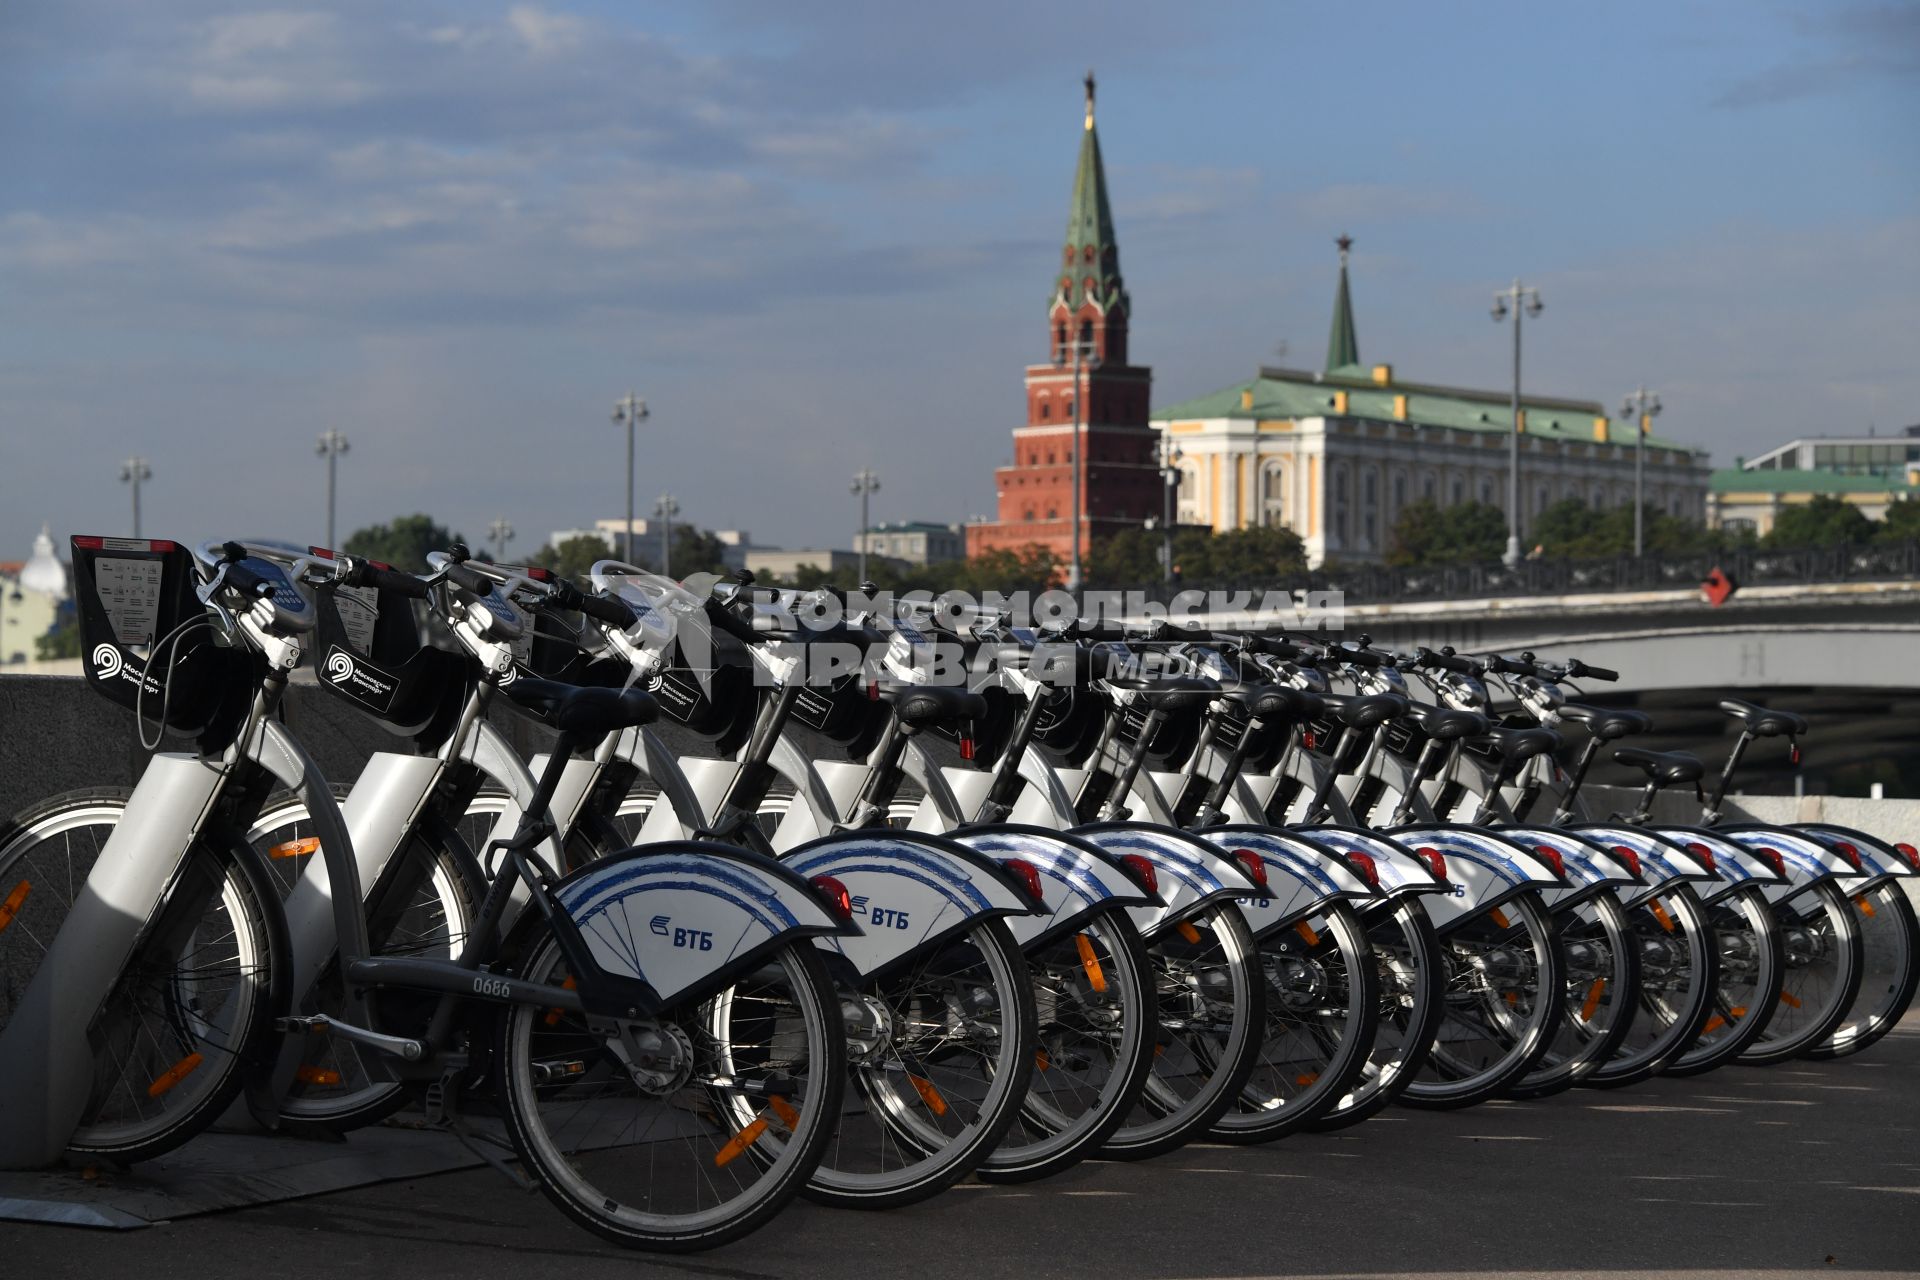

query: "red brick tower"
left=967, top=73, right=1160, bottom=571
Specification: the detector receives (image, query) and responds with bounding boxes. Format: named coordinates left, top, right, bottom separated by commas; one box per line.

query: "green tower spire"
left=1053, top=71, right=1127, bottom=318
left=1325, top=234, right=1359, bottom=372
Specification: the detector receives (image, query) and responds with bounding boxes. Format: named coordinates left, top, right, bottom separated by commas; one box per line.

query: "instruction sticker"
left=333, top=584, right=380, bottom=654
left=94, top=556, right=163, bottom=647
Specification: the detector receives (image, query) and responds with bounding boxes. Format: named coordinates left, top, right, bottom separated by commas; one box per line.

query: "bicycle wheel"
left=498, top=924, right=845, bottom=1252
left=1401, top=890, right=1562, bottom=1109
left=1664, top=885, right=1783, bottom=1075
left=1737, top=882, right=1863, bottom=1065
left=1805, top=883, right=1919, bottom=1060
left=1100, top=903, right=1263, bottom=1160
left=1584, top=886, right=1717, bottom=1089
left=977, top=903, right=1155, bottom=1183
left=0, top=788, right=278, bottom=1163
left=806, top=919, right=1035, bottom=1209
left=248, top=790, right=482, bottom=1130
left=1211, top=900, right=1378, bottom=1143
left=1309, top=896, right=1444, bottom=1132
left=1506, top=892, right=1640, bottom=1099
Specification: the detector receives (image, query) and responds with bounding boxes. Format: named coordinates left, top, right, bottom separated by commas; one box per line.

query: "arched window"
left=1045, top=508, right=1058, bottom=520
left=1450, top=476, right=1464, bottom=506
left=1023, top=508, right=1035, bottom=521
left=1332, top=463, right=1351, bottom=547
left=1393, top=471, right=1408, bottom=510
left=1422, top=472, right=1437, bottom=502
left=1054, top=323, right=1066, bottom=359
left=1039, top=402, right=1050, bottom=420
left=1479, top=477, right=1495, bottom=505
left=1260, top=461, right=1286, bottom=527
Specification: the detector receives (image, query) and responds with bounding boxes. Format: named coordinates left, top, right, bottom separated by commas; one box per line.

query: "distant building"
left=1150, top=241, right=1712, bottom=566
left=1708, top=428, right=1920, bottom=536
left=855, top=521, right=965, bottom=566
left=547, top=520, right=773, bottom=571
left=1, top=525, right=69, bottom=665
left=745, top=548, right=862, bottom=581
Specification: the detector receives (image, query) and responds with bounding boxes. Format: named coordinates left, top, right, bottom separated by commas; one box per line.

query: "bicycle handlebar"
left=343, top=559, right=430, bottom=600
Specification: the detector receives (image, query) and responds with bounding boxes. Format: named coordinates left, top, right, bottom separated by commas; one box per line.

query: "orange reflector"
left=1504, top=990, right=1519, bottom=1006
left=1074, top=933, right=1108, bottom=994
left=1176, top=921, right=1201, bottom=944
left=296, top=1065, right=343, bottom=1087
left=1295, top=920, right=1321, bottom=947
left=543, top=975, right=578, bottom=1026
left=270, top=836, right=321, bottom=859
left=1780, top=991, right=1802, bottom=1009
left=0, top=880, right=29, bottom=934
left=1580, top=978, right=1607, bottom=1023
left=1295, top=1072, right=1319, bottom=1087
left=1855, top=895, right=1877, bottom=918
left=768, top=1095, right=800, bottom=1130
left=1703, top=1015, right=1727, bottom=1035
left=147, top=1053, right=204, bottom=1099
left=713, top=1116, right=769, bottom=1168
left=1730, top=1005, right=1747, bottom=1018
left=1489, top=908, right=1511, bottom=930
left=1649, top=901, right=1676, bottom=933
left=1035, top=1050, right=1050, bottom=1072
left=909, top=1074, right=949, bottom=1116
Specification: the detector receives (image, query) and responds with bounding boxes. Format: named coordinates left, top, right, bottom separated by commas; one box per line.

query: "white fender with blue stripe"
left=1386, top=825, right=1566, bottom=929
left=1572, top=825, right=1718, bottom=909
left=1650, top=826, right=1789, bottom=905
left=553, top=841, right=853, bottom=1008
left=780, top=830, right=1037, bottom=978
left=1070, top=823, right=1263, bottom=941
left=943, top=825, right=1158, bottom=948
left=1293, top=824, right=1450, bottom=901
left=1195, top=826, right=1373, bottom=941
left=1794, top=824, right=1920, bottom=895
left=1716, top=826, right=1862, bottom=906
left=1501, top=825, right=1644, bottom=912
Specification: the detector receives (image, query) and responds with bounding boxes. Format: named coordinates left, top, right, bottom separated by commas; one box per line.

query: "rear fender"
left=549, top=840, right=854, bottom=1013
left=1501, top=825, right=1645, bottom=912
left=1196, top=826, right=1374, bottom=941
left=1793, top=823, right=1918, bottom=895
left=1716, top=825, right=1860, bottom=905
left=1296, top=823, right=1450, bottom=901
left=779, top=830, right=1039, bottom=981
left=1651, top=826, right=1789, bottom=905
left=1386, top=824, right=1567, bottom=931
left=944, top=825, right=1159, bottom=949
left=1572, top=824, right=1718, bottom=909
left=1069, top=822, right=1263, bottom=941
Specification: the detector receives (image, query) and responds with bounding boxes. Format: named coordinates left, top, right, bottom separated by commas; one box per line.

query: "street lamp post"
left=1055, top=334, right=1100, bottom=591
left=488, top=517, right=515, bottom=563
left=653, top=494, right=680, bottom=579
left=1619, top=387, right=1662, bottom=557
left=611, top=392, right=649, bottom=564
left=850, top=469, right=880, bottom=583
left=1490, top=280, right=1543, bottom=569
left=316, top=429, right=350, bottom=548
left=119, top=457, right=152, bottom=538
left=1159, top=438, right=1183, bottom=583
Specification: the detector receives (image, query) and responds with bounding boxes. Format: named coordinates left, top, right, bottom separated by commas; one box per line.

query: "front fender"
left=1069, top=822, right=1263, bottom=941
left=780, top=830, right=1039, bottom=980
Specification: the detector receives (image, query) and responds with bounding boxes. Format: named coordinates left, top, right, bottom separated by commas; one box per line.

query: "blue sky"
left=2, top=1, right=1915, bottom=560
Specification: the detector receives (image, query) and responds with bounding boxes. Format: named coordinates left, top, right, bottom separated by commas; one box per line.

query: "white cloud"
left=506, top=5, right=585, bottom=56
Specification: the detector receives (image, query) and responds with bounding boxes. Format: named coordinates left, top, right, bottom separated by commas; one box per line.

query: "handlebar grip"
left=575, top=590, right=637, bottom=629
left=704, top=595, right=764, bottom=645
left=1338, top=644, right=1383, bottom=669
left=1572, top=660, right=1619, bottom=682
left=443, top=560, right=493, bottom=596
left=1249, top=634, right=1302, bottom=660
left=222, top=559, right=273, bottom=599
left=1486, top=653, right=1538, bottom=678
left=1416, top=645, right=1473, bottom=675
left=345, top=560, right=430, bottom=600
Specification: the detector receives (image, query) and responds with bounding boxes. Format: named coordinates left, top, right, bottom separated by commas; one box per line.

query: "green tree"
left=35, top=608, right=79, bottom=660
left=526, top=533, right=615, bottom=583
left=1387, top=500, right=1506, bottom=567
left=1876, top=497, right=1920, bottom=544
left=1196, top=525, right=1308, bottom=582
left=1765, top=494, right=1874, bottom=548
left=1087, top=527, right=1164, bottom=585
left=343, top=514, right=466, bottom=572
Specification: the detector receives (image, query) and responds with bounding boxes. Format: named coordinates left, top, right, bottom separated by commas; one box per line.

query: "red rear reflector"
left=1833, top=841, right=1863, bottom=872
left=1532, top=844, right=1566, bottom=878
left=808, top=875, right=853, bottom=922
left=959, top=737, right=977, bottom=761
left=866, top=680, right=880, bottom=701
left=1231, top=849, right=1268, bottom=891
left=1895, top=843, right=1919, bottom=871
left=1118, top=854, right=1158, bottom=896
left=1414, top=846, right=1447, bottom=883
left=308, top=545, right=337, bottom=560
left=1752, top=846, right=1786, bottom=878
left=1684, top=841, right=1717, bottom=874
left=526, top=565, right=554, bottom=581
left=1344, top=851, right=1380, bottom=889
left=1303, top=730, right=1316, bottom=750
left=1611, top=845, right=1643, bottom=877
left=1003, top=858, right=1046, bottom=907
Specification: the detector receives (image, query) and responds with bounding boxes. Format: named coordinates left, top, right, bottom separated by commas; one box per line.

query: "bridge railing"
left=1093, top=539, right=1920, bottom=607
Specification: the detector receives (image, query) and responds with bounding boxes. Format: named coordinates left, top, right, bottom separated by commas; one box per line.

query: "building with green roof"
left=1150, top=242, right=1711, bottom=566
left=1708, top=432, right=1920, bottom=536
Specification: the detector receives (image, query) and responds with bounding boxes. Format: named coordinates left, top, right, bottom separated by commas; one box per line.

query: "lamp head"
left=1491, top=298, right=1508, bottom=322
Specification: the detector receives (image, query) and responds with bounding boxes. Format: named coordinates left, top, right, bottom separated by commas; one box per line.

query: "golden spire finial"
left=1084, top=69, right=1096, bottom=130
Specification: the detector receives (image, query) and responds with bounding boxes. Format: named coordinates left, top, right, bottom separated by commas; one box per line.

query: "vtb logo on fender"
left=849, top=897, right=910, bottom=929
left=648, top=915, right=713, bottom=950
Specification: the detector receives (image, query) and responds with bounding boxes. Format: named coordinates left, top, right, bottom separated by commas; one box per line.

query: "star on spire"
left=1084, top=69, right=1096, bottom=130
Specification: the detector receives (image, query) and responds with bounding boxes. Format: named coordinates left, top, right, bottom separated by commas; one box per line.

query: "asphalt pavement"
left=7, top=1018, right=1919, bottom=1280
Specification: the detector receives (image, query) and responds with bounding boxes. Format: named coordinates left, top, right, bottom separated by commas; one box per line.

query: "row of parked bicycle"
left=0, top=535, right=1912, bottom=1252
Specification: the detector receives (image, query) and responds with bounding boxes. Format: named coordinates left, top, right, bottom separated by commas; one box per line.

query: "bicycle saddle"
left=1406, top=704, right=1490, bottom=742
left=1717, top=698, right=1808, bottom=738
left=1225, top=683, right=1321, bottom=724
left=1318, top=691, right=1409, bottom=731
left=1559, top=703, right=1652, bottom=741
left=881, top=682, right=989, bottom=728
left=1103, top=673, right=1218, bottom=712
left=1482, top=724, right=1562, bottom=762
left=505, top=678, right=658, bottom=736
left=1613, top=746, right=1705, bottom=786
